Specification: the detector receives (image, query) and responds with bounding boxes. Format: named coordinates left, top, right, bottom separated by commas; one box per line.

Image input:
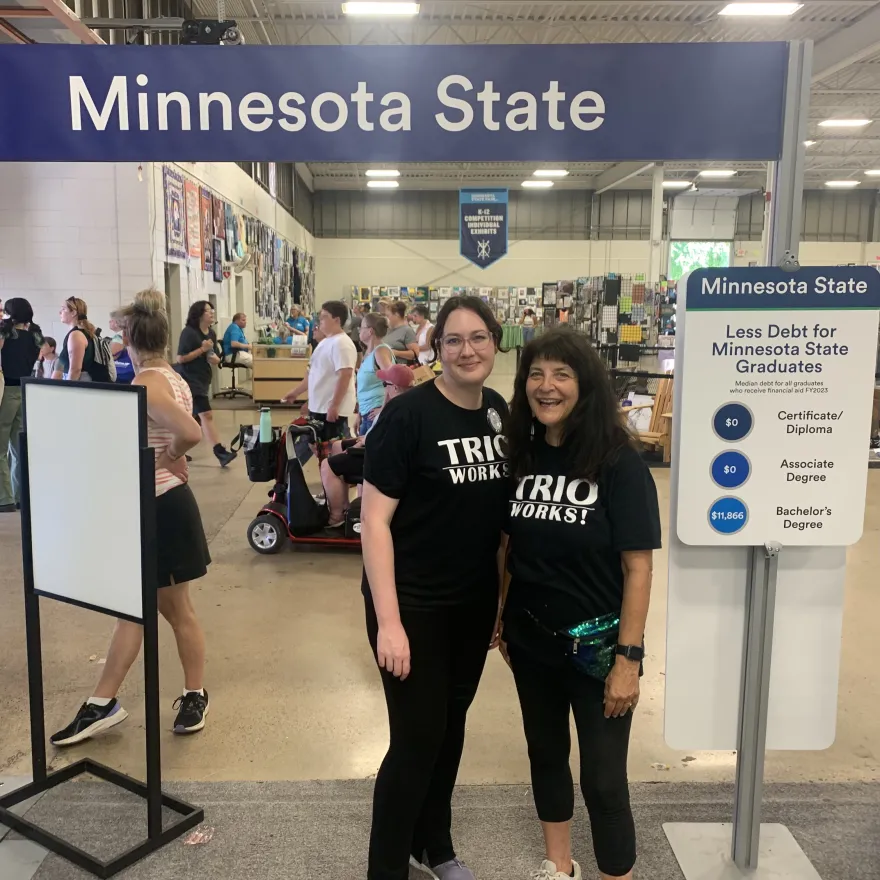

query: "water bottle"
left=259, top=407, right=272, bottom=444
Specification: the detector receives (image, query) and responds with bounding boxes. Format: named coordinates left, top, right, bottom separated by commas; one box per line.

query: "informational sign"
left=0, top=43, right=787, bottom=161
left=460, top=189, right=508, bottom=269
left=676, top=267, right=880, bottom=547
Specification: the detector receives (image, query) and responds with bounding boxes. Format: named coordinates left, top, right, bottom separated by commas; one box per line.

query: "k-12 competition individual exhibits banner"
left=0, top=43, right=788, bottom=162
left=460, top=189, right=508, bottom=269
left=676, top=267, right=880, bottom=547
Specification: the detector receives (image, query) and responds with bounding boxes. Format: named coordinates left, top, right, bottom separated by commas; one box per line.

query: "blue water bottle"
left=259, top=407, right=272, bottom=443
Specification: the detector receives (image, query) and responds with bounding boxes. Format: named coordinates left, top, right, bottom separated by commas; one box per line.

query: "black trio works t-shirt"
left=177, top=326, right=218, bottom=397
left=363, top=381, right=509, bottom=608
left=505, top=439, right=661, bottom=630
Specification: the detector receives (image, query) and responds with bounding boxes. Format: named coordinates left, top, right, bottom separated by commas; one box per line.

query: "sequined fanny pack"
left=524, top=608, right=620, bottom=682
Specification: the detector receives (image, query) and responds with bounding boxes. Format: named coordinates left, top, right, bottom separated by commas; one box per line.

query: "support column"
left=647, top=163, right=665, bottom=284
left=766, top=40, right=812, bottom=265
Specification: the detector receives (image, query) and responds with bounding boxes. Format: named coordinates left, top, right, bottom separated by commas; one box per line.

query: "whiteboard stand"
left=664, top=543, right=821, bottom=880
left=0, top=379, right=204, bottom=879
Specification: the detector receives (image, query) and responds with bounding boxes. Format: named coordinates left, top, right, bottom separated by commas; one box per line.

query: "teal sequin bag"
left=564, top=612, right=621, bottom=682
left=523, top=609, right=620, bottom=682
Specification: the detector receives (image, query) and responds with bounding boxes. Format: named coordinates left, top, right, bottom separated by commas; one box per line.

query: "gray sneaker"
left=431, top=859, right=475, bottom=880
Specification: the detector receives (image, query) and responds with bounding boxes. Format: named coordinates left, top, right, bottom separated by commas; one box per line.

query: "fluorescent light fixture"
left=819, top=119, right=871, bottom=128
left=865, top=170, right=880, bottom=177
left=522, top=180, right=554, bottom=189
left=699, top=169, right=737, bottom=178
left=804, top=140, right=816, bottom=147
left=342, top=2, right=420, bottom=15
left=533, top=169, right=570, bottom=178
left=719, top=3, right=802, bottom=15
left=365, top=169, right=401, bottom=178
left=663, top=180, right=693, bottom=189
left=367, top=180, right=400, bottom=189
left=825, top=180, right=860, bottom=188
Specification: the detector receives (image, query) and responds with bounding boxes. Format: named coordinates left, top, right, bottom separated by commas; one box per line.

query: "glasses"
left=441, top=332, right=493, bottom=353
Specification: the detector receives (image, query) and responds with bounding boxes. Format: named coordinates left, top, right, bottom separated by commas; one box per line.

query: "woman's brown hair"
left=65, top=297, right=96, bottom=338
left=118, top=289, right=169, bottom=357
left=363, top=312, right=389, bottom=337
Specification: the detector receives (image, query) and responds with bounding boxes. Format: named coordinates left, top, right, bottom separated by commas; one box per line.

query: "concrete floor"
left=1, top=352, right=879, bottom=791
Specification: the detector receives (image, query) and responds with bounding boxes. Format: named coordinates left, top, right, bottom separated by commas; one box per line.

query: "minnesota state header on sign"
left=460, top=189, right=508, bottom=269
left=675, top=267, right=880, bottom=547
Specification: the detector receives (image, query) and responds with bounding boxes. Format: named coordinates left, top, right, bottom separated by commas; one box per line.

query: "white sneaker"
left=410, top=856, right=439, bottom=879
left=531, top=859, right=582, bottom=880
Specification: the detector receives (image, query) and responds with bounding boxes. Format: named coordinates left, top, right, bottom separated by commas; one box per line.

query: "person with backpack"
left=54, top=297, right=115, bottom=383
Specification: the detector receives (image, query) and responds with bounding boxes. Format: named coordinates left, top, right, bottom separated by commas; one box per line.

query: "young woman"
left=361, top=296, right=509, bottom=880
left=55, top=297, right=97, bottom=381
left=0, top=298, right=43, bottom=513
left=51, top=289, right=212, bottom=746
left=502, top=328, right=661, bottom=880
left=520, top=308, right=538, bottom=345
left=176, top=300, right=237, bottom=467
left=355, top=312, right=394, bottom=438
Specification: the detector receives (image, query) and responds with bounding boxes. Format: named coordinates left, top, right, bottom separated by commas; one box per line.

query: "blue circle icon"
left=713, top=403, right=753, bottom=442
left=709, top=497, right=749, bottom=535
left=711, top=451, right=751, bottom=489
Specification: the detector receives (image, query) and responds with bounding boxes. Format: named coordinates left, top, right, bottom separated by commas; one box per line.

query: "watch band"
left=616, top=644, right=645, bottom=662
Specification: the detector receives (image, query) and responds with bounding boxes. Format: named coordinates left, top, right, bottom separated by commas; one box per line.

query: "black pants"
left=365, top=594, right=497, bottom=880
left=509, top=642, right=636, bottom=877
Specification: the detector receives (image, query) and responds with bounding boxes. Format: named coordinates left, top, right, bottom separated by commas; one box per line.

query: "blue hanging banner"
left=0, top=43, right=789, bottom=162
left=460, top=189, right=508, bottom=269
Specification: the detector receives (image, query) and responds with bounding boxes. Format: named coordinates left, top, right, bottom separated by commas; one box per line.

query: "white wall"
left=147, top=161, right=315, bottom=341
left=0, top=162, right=152, bottom=342
left=315, top=238, right=650, bottom=301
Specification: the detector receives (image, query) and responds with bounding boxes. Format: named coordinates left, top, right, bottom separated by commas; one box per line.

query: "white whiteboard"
left=24, top=382, right=146, bottom=621
left=664, top=274, right=845, bottom=751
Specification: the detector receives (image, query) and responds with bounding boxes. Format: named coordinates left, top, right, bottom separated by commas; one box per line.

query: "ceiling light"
left=365, top=169, right=400, bottom=178
left=819, top=119, right=871, bottom=128
left=719, top=3, right=803, bottom=16
left=533, top=169, right=569, bottom=178
left=522, top=180, right=554, bottom=189
left=804, top=140, right=816, bottom=147
left=367, top=180, right=400, bottom=189
left=663, top=180, right=693, bottom=189
left=699, top=169, right=737, bottom=178
left=825, top=180, right=860, bottom=188
left=342, top=2, right=420, bottom=15
left=865, top=170, right=880, bottom=177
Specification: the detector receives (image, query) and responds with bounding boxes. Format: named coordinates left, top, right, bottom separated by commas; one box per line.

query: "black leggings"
left=365, top=594, right=497, bottom=880
left=509, top=642, right=636, bottom=878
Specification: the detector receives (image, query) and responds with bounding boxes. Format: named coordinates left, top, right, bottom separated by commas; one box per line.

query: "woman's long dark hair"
left=507, top=327, right=633, bottom=480
left=186, top=300, right=212, bottom=329
left=0, top=297, right=40, bottom=341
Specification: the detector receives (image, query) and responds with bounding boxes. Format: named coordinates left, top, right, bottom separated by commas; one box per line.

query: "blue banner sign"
left=0, top=43, right=788, bottom=162
left=460, top=189, right=508, bottom=269
left=686, top=268, right=880, bottom=311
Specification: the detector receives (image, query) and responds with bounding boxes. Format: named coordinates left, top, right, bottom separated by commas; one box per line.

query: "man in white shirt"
left=282, top=301, right=357, bottom=440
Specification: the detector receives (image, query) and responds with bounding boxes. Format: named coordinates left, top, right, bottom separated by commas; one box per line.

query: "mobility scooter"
left=244, top=420, right=362, bottom=554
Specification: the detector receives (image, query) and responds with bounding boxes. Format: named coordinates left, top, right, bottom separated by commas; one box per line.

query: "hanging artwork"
left=184, top=180, right=201, bottom=263
left=212, top=238, right=223, bottom=283
left=213, top=196, right=224, bottom=239
left=200, top=187, right=213, bottom=273
left=163, top=166, right=186, bottom=259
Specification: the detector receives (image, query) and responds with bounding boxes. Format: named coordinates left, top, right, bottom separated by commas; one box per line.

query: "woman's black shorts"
left=156, top=483, right=211, bottom=588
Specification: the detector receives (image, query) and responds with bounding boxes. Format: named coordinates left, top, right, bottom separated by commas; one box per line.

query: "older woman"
left=502, top=328, right=660, bottom=880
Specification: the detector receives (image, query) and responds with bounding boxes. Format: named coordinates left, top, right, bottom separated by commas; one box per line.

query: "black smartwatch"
left=616, top=644, right=644, bottom=663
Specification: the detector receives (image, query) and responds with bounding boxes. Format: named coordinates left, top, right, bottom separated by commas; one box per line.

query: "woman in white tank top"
left=51, top=290, right=213, bottom=748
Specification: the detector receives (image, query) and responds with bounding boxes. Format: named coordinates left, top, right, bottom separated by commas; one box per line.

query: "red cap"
left=376, top=364, right=415, bottom=388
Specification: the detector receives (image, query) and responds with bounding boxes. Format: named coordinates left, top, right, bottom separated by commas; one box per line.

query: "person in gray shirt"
left=385, top=301, right=420, bottom=362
